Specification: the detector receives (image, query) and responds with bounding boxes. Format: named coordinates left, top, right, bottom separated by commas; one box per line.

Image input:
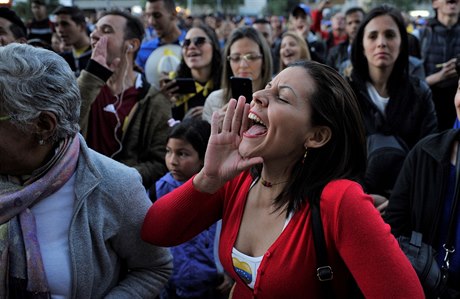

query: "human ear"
left=78, top=23, right=87, bottom=34
left=170, top=10, right=177, bottom=21
left=34, top=111, right=57, bottom=143
left=125, top=39, right=140, bottom=53
left=304, top=126, right=331, bottom=149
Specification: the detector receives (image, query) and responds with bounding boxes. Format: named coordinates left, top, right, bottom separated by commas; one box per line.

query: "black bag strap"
left=310, top=198, right=335, bottom=299
left=442, top=142, right=460, bottom=270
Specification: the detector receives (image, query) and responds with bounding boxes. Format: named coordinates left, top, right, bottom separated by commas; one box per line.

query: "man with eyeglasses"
left=136, top=0, right=186, bottom=71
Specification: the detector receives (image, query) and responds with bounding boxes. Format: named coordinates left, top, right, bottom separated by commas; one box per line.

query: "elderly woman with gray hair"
left=0, top=44, right=172, bottom=298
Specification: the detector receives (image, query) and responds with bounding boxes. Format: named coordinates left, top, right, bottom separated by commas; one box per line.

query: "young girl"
left=156, top=119, right=210, bottom=198
left=155, top=119, right=232, bottom=299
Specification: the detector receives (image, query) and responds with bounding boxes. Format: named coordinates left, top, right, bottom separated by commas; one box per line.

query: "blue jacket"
left=136, top=31, right=187, bottom=70
left=156, top=173, right=220, bottom=298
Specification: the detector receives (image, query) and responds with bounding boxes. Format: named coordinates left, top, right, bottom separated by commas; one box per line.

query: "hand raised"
left=193, top=97, right=263, bottom=193
left=91, top=36, right=120, bottom=71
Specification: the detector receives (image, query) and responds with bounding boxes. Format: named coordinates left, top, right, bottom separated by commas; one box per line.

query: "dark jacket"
left=60, top=45, right=92, bottom=77
left=385, top=129, right=459, bottom=242
left=348, top=74, right=438, bottom=149
left=326, top=40, right=349, bottom=71
left=385, top=129, right=460, bottom=293
left=304, top=31, right=327, bottom=64
left=27, top=17, right=54, bottom=45
left=420, top=18, right=460, bottom=81
left=419, top=18, right=460, bottom=130
left=78, top=60, right=171, bottom=189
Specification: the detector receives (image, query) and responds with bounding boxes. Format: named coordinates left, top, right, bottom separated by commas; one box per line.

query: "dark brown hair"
left=254, top=60, right=367, bottom=213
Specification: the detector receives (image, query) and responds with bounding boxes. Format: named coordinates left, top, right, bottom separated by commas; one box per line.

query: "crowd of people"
left=0, top=0, right=459, bottom=297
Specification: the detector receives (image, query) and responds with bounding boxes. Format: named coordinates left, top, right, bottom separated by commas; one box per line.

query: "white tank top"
left=232, top=194, right=293, bottom=289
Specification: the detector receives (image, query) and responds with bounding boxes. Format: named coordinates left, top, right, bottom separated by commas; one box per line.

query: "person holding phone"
left=202, top=26, right=273, bottom=124
left=160, top=24, right=222, bottom=121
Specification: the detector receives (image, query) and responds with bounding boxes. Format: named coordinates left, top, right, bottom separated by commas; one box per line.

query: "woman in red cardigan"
left=142, top=60, right=424, bottom=298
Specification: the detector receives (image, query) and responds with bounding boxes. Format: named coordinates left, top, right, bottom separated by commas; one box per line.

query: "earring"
left=38, top=139, right=45, bottom=145
left=302, top=147, right=308, bottom=164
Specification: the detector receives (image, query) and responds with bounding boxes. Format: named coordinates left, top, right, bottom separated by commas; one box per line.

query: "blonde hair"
left=279, top=31, right=311, bottom=71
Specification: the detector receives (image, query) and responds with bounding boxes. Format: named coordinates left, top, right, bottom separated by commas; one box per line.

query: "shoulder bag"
left=397, top=142, right=460, bottom=298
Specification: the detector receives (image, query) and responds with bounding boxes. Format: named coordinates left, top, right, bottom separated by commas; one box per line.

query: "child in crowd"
left=155, top=118, right=232, bottom=299
left=156, top=119, right=210, bottom=199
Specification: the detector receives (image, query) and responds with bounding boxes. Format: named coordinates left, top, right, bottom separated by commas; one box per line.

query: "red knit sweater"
left=142, top=171, right=424, bottom=299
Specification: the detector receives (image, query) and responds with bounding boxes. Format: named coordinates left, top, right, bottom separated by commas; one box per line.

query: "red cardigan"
left=142, top=171, right=424, bottom=299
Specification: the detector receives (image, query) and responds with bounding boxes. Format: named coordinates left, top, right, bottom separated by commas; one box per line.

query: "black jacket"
left=385, top=129, right=460, bottom=294
left=348, top=74, right=438, bottom=149
left=419, top=18, right=460, bottom=130
left=60, top=45, right=92, bottom=77
left=385, top=129, right=459, bottom=241
left=326, top=40, right=349, bottom=71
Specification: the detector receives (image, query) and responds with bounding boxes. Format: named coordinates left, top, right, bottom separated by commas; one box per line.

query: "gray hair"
left=0, top=43, right=80, bottom=141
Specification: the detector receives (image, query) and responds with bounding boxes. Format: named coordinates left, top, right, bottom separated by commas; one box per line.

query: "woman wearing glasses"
left=279, top=31, right=311, bottom=72
left=202, top=26, right=273, bottom=124
left=161, top=24, right=222, bottom=121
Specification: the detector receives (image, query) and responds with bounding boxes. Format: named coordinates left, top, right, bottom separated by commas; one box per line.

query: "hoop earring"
left=302, top=147, right=308, bottom=164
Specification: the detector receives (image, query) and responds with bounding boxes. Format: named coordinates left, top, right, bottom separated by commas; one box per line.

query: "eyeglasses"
left=0, top=115, right=11, bottom=121
left=227, top=53, right=263, bottom=64
left=182, top=37, right=208, bottom=49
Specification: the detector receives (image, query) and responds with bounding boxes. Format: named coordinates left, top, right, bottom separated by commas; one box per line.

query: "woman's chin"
left=283, top=58, right=294, bottom=65
left=239, top=138, right=264, bottom=159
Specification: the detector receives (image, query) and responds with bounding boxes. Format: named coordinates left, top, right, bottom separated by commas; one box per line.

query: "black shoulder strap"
left=310, top=198, right=335, bottom=299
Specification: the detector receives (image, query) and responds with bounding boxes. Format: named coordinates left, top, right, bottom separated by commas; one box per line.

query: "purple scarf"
left=0, top=136, right=80, bottom=297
